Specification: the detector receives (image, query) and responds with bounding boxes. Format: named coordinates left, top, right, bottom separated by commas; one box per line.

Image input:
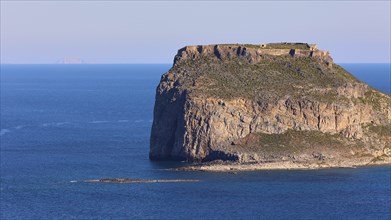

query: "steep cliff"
left=150, top=43, right=391, bottom=167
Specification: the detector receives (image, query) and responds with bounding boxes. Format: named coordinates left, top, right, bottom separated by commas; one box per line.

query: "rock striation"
left=150, top=43, right=391, bottom=168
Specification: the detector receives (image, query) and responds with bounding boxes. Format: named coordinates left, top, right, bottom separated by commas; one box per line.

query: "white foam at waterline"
left=0, top=129, right=11, bottom=136
left=117, top=120, right=129, bottom=123
left=70, top=180, right=77, bottom=183
left=134, top=120, right=144, bottom=123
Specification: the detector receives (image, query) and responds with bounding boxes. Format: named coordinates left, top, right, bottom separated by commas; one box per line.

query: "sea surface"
left=1, top=63, right=390, bottom=219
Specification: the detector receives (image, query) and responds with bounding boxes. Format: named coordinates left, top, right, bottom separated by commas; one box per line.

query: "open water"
left=1, top=64, right=390, bottom=219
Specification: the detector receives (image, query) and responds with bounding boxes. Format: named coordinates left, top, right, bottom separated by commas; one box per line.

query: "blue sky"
left=1, top=1, right=390, bottom=64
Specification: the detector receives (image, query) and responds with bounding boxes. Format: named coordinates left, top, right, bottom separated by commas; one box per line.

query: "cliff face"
left=150, top=43, right=391, bottom=165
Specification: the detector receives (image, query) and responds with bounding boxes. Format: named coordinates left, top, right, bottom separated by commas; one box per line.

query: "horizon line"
left=1, top=62, right=391, bottom=65
left=0, top=63, right=173, bottom=65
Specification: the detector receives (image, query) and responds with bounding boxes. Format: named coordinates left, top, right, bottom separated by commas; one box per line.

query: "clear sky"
left=1, top=1, right=390, bottom=64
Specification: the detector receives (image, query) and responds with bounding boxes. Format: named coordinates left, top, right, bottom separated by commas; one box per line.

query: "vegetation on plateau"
left=171, top=54, right=363, bottom=103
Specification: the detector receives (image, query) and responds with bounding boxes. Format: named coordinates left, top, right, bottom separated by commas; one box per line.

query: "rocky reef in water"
left=149, top=43, right=391, bottom=169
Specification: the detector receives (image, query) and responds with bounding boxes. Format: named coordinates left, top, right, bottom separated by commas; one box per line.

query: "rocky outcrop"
left=81, top=178, right=199, bottom=183
left=150, top=43, right=391, bottom=167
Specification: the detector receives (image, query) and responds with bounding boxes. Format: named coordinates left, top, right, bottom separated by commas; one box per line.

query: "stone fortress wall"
left=174, top=43, right=333, bottom=67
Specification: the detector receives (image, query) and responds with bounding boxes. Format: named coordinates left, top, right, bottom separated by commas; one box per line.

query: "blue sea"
left=1, top=63, right=390, bottom=219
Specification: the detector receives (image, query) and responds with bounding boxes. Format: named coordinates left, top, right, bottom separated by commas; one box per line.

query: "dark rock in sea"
left=81, top=178, right=200, bottom=183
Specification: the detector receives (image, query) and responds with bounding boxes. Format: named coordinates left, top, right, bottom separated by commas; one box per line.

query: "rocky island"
left=150, top=43, right=391, bottom=171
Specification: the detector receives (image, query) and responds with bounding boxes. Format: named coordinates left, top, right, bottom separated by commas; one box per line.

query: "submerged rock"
left=81, top=178, right=200, bottom=183
left=150, top=43, right=391, bottom=167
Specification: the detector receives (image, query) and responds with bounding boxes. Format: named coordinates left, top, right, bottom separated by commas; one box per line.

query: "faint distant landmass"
left=57, top=57, right=84, bottom=64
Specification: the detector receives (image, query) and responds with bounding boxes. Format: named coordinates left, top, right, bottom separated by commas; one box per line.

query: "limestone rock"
left=150, top=43, right=391, bottom=165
